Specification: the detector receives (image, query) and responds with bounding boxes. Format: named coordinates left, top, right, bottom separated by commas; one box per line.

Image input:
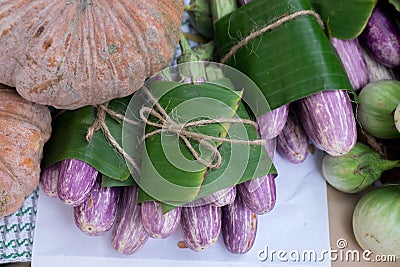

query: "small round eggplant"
left=276, top=107, right=309, bottom=164
left=257, top=104, right=289, bottom=139
left=296, top=90, right=357, bottom=156
left=180, top=204, right=221, bottom=252
left=331, top=37, right=369, bottom=91
left=57, top=159, right=98, bottom=206
left=221, top=193, right=258, bottom=254
left=201, top=186, right=236, bottom=207
left=141, top=200, right=181, bottom=239
left=40, top=162, right=60, bottom=198
left=74, top=179, right=120, bottom=236
left=111, top=185, right=149, bottom=255
left=360, top=3, right=400, bottom=68
left=237, top=174, right=276, bottom=214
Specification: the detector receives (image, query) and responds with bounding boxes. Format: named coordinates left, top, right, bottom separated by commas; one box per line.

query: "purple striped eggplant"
left=141, top=200, right=181, bottom=239
left=57, top=159, right=98, bottom=206
left=185, top=197, right=208, bottom=207
left=360, top=3, right=400, bottom=68
left=111, top=185, right=149, bottom=255
left=74, top=179, right=120, bottom=236
left=295, top=90, right=357, bottom=156
left=201, top=186, right=236, bottom=207
left=257, top=104, right=289, bottom=139
left=180, top=204, right=221, bottom=252
left=40, top=162, right=60, bottom=198
left=237, top=174, right=276, bottom=214
left=331, top=37, right=369, bottom=91
left=277, top=108, right=309, bottom=164
left=360, top=45, right=398, bottom=82
left=221, top=193, right=258, bottom=254
left=263, top=137, right=276, bottom=160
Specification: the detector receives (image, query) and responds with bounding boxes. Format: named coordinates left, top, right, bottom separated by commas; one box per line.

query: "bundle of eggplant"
left=273, top=0, right=400, bottom=166
left=41, top=153, right=275, bottom=255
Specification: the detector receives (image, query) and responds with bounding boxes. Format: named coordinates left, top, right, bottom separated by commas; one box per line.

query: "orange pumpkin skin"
left=0, top=1, right=184, bottom=109
left=0, top=85, right=52, bottom=218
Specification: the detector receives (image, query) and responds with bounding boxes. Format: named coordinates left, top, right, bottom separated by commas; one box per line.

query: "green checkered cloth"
left=0, top=188, right=38, bottom=264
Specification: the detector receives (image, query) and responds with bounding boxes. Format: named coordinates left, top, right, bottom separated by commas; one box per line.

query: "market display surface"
left=32, top=151, right=330, bottom=267
left=1, top=0, right=400, bottom=265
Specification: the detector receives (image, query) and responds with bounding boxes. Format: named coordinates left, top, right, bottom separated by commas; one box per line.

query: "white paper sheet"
left=32, top=151, right=331, bottom=267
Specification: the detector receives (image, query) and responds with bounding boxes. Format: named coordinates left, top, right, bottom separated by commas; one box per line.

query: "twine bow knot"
left=138, top=87, right=266, bottom=169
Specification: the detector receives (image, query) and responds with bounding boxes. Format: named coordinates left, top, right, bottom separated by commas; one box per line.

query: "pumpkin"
left=0, top=84, right=52, bottom=219
left=0, top=0, right=184, bottom=109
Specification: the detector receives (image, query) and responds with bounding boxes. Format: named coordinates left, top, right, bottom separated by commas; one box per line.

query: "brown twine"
left=139, top=86, right=265, bottom=169
left=86, top=86, right=266, bottom=171
left=220, top=9, right=325, bottom=64
left=86, top=103, right=141, bottom=174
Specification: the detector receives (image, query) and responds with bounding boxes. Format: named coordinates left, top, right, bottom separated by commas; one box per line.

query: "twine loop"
left=86, top=103, right=142, bottom=174
left=138, top=87, right=265, bottom=169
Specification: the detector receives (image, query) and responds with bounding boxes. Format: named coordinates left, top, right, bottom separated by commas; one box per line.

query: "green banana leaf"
left=198, top=100, right=276, bottom=197
left=310, top=0, right=376, bottom=39
left=137, top=82, right=240, bottom=204
left=42, top=96, right=132, bottom=181
left=197, top=72, right=276, bottom=195
left=101, top=175, right=135, bottom=187
left=388, top=0, right=400, bottom=12
left=214, top=0, right=356, bottom=110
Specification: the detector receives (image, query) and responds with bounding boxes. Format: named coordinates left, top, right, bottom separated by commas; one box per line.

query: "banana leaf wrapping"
left=388, top=0, right=400, bottom=12
left=214, top=0, right=361, bottom=109
left=42, top=97, right=132, bottom=181
left=310, top=0, right=376, bottom=39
